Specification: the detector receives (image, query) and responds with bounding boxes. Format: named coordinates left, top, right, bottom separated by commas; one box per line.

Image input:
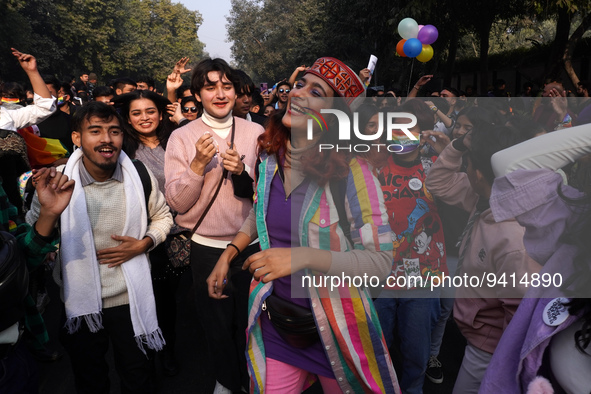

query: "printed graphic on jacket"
left=378, top=155, right=447, bottom=289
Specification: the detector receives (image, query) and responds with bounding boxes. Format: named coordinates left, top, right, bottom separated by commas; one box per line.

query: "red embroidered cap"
left=305, top=57, right=365, bottom=104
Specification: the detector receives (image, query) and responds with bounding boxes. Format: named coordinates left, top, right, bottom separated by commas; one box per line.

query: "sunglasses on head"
left=279, top=88, right=290, bottom=93
left=182, top=106, right=198, bottom=113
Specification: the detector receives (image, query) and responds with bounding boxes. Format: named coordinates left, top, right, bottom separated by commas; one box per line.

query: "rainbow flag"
left=17, top=127, right=69, bottom=168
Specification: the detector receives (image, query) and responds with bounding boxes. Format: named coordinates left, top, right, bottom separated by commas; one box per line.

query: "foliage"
left=0, top=0, right=205, bottom=85
left=226, top=0, right=591, bottom=91
left=227, top=0, right=328, bottom=83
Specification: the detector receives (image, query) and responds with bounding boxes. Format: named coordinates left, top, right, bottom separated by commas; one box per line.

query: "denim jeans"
left=374, top=289, right=440, bottom=394
left=430, top=255, right=458, bottom=357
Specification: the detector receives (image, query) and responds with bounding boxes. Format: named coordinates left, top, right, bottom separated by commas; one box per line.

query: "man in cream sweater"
left=28, top=102, right=172, bottom=394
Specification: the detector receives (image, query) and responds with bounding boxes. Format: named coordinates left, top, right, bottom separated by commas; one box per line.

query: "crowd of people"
left=1, top=46, right=590, bottom=394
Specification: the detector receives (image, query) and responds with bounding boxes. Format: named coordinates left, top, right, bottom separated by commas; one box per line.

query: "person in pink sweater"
left=424, top=119, right=541, bottom=394
left=164, top=58, right=264, bottom=394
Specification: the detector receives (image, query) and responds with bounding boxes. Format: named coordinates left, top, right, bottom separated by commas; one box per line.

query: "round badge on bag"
left=543, top=297, right=570, bottom=326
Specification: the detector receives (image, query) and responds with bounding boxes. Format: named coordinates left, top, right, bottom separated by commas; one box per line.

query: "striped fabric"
left=17, top=127, right=69, bottom=168
left=246, top=154, right=400, bottom=394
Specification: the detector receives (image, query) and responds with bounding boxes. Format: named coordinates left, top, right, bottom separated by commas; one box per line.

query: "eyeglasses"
left=279, top=88, right=290, bottom=93
left=182, top=107, right=198, bottom=113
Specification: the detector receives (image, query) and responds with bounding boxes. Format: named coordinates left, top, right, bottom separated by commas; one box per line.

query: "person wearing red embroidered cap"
left=208, top=57, right=400, bottom=393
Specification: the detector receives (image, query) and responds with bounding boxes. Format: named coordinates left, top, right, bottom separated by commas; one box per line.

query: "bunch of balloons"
left=396, top=18, right=438, bottom=63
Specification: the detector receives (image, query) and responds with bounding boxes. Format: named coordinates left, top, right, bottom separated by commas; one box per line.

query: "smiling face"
left=128, top=98, right=161, bottom=138
left=282, top=74, right=334, bottom=137
left=277, top=84, right=291, bottom=103
left=195, top=71, right=236, bottom=119
left=181, top=100, right=199, bottom=121
left=72, top=115, right=123, bottom=181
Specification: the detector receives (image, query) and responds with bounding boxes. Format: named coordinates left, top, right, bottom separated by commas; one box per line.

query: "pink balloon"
left=417, top=25, right=438, bottom=45
left=418, top=25, right=424, bottom=31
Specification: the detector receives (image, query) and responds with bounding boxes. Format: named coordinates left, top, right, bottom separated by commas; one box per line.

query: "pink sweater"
left=164, top=116, right=263, bottom=242
left=425, top=143, right=541, bottom=354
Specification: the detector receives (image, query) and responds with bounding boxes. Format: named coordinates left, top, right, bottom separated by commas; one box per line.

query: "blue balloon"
left=403, top=38, right=423, bottom=58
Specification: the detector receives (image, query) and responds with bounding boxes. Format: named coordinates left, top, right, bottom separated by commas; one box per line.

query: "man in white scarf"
left=27, top=102, right=173, bottom=394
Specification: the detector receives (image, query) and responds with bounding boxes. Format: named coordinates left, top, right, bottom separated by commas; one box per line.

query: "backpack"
left=0, top=228, right=29, bottom=332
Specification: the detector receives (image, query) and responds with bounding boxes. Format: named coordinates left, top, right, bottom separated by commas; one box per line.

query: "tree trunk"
left=563, top=12, right=591, bottom=86
left=444, top=25, right=459, bottom=87
left=540, top=7, right=571, bottom=84
left=478, top=19, right=493, bottom=96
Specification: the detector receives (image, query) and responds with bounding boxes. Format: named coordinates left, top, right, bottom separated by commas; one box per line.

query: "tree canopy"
left=1, top=0, right=206, bottom=85
left=226, top=0, right=591, bottom=93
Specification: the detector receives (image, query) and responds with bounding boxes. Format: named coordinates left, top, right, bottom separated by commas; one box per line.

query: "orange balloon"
left=396, top=39, right=407, bottom=57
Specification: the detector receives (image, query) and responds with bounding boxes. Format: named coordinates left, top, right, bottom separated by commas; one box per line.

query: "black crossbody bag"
left=263, top=294, right=320, bottom=349
left=165, top=121, right=236, bottom=268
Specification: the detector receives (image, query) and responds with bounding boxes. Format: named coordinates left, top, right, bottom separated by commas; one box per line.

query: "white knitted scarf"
left=60, top=149, right=164, bottom=353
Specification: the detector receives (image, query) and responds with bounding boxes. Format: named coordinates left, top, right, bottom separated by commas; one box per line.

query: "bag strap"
left=189, top=119, right=236, bottom=234
left=132, top=159, right=152, bottom=209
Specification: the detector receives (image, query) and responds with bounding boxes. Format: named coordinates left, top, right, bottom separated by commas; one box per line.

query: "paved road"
left=37, top=269, right=465, bottom=393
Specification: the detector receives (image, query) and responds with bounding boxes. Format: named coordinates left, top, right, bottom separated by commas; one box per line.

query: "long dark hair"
left=114, top=90, right=175, bottom=158
left=558, top=189, right=591, bottom=354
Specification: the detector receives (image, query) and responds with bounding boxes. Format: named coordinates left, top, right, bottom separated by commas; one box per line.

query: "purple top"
left=260, top=172, right=335, bottom=378
left=480, top=169, right=586, bottom=393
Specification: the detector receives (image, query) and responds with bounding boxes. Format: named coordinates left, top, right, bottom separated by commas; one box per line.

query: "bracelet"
left=227, top=243, right=241, bottom=255
left=413, top=85, right=420, bottom=90
left=430, top=106, right=438, bottom=113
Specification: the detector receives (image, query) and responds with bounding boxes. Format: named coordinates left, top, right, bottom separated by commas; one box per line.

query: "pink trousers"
left=265, top=358, right=342, bottom=393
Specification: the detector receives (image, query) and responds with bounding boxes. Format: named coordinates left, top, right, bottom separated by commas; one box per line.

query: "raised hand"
left=167, top=72, right=184, bottom=92
left=33, top=167, right=75, bottom=218
left=220, top=141, right=245, bottom=175
left=173, top=57, right=191, bottom=75
left=11, top=48, right=51, bottom=98
left=32, top=167, right=75, bottom=236
left=11, top=48, right=38, bottom=74
left=421, top=130, right=451, bottom=155
left=167, top=102, right=186, bottom=125
left=359, top=68, right=371, bottom=84
left=190, top=132, right=217, bottom=175
left=415, top=75, right=433, bottom=87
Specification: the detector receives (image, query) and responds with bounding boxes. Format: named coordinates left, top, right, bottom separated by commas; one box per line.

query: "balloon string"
left=407, top=58, right=415, bottom=96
